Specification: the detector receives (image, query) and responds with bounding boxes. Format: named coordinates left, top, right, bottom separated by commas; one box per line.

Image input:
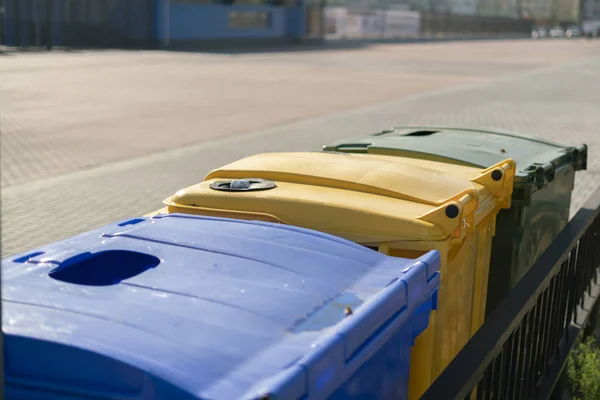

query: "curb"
left=0, top=35, right=533, bottom=54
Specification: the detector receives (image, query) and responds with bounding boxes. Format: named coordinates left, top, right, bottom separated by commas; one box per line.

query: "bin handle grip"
left=164, top=203, right=286, bottom=225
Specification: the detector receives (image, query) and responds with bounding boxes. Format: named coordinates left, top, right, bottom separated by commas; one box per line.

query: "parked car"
left=549, top=26, right=566, bottom=38
left=588, top=28, right=600, bottom=38
left=582, top=20, right=600, bottom=37
left=565, top=25, right=583, bottom=38
left=531, top=27, right=549, bottom=39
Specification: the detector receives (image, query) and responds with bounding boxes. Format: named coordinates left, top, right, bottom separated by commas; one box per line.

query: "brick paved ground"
left=2, top=39, right=600, bottom=256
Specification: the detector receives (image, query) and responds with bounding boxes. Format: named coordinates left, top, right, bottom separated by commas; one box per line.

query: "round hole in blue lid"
left=49, top=250, right=160, bottom=286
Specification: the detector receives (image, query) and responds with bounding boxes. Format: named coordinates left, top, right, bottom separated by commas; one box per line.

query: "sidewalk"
left=2, top=40, right=600, bottom=256
left=2, top=40, right=597, bottom=188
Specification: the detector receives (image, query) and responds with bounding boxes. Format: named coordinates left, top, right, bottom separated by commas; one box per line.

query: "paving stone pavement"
left=2, top=41, right=600, bottom=257
left=2, top=40, right=598, bottom=187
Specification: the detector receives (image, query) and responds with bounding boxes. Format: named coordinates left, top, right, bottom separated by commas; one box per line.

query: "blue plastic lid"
left=3, top=214, right=440, bottom=400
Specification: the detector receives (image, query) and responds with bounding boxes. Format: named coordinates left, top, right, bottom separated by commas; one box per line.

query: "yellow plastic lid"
left=163, top=152, right=515, bottom=244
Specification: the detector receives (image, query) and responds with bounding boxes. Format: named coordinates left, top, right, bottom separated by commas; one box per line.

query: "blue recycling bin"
left=2, top=214, right=440, bottom=400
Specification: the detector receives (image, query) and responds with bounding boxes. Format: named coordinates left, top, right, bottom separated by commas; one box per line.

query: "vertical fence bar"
left=575, top=230, right=587, bottom=309
left=0, top=0, right=4, bottom=45
left=579, top=229, right=592, bottom=305
left=13, top=0, right=19, bottom=46
left=528, top=305, right=540, bottom=397
left=566, top=244, right=580, bottom=330
left=491, top=349, right=504, bottom=400
left=540, top=285, right=553, bottom=377
left=587, top=221, right=597, bottom=289
left=101, top=0, right=108, bottom=48
left=565, top=249, right=576, bottom=327
left=62, top=0, right=66, bottom=46
left=522, top=305, right=538, bottom=399
left=536, top=288, right=551, bottom=387
left=544, top=279, right=558, bottom=372
left=477, top=363, right=493, bottom=400
left=84, top=0, right=90, bottom=46
left=505, top=328, right=517, bottom=400
left=594, top=219, right=600, bottom=287
left=589, top=219, right=600, bottom=287
left=509, top=324, right=524, bottom=399
left=548, top=274, right=562, bottom=364
left=500, top=333, right=515, bottom=398
left=556, top=260, right=570, bottom=345
left=45, top=0, right=52, bottom=49
left=124, top=0, right=130, bottom=48
left=514, top=311, right=530, bottom=399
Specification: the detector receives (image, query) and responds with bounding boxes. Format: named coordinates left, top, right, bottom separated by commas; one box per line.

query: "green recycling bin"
left=324, top=126, right=588, bottom=315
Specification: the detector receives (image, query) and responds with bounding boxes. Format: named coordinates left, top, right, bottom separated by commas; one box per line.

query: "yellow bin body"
left=149, top=152, right=515, bottom=399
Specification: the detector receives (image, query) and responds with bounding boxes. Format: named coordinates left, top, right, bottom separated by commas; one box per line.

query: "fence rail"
left=422, top=186, right=600, bottom=400
left=419, top=13, right=533, bottom=35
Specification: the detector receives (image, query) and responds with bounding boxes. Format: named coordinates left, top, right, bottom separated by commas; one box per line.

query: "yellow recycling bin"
left=148, top=152, right=516, bottom=399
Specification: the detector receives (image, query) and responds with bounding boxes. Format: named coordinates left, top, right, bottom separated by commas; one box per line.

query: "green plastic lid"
left=324, top=126, right=587, bottom=190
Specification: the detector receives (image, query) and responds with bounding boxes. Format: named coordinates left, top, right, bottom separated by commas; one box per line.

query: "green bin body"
left=324, top=126, right=587, bottom=315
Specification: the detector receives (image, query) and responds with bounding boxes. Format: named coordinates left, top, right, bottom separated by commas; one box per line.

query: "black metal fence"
left=422, top=187, right=600, bottom=400
left=420, top=13, right=534, bottom=35
left=2, top=0, right=156, bottom=49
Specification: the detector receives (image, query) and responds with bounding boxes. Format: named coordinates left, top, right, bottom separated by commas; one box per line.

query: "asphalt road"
left=2, top=39, right=600, bottom=257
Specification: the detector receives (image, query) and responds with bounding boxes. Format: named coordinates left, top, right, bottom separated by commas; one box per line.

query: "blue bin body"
left=2, top=214, right=440, bottom=400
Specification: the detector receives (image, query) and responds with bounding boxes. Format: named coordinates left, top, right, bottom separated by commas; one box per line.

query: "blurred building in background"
left=449, top=0, right=478, bottom=15
left=409, top=0, right=448, bottom=13
left=552, top=0, right=581, bottom=21
left=581, top=0, right=600, bottom=19
left=519, top=0, right=552, bottom=19
left=1, top=0, right=589, bottom=49
left=408, top=0, right=478, bottom=14
left=476, top=0, right=519, bottom=18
